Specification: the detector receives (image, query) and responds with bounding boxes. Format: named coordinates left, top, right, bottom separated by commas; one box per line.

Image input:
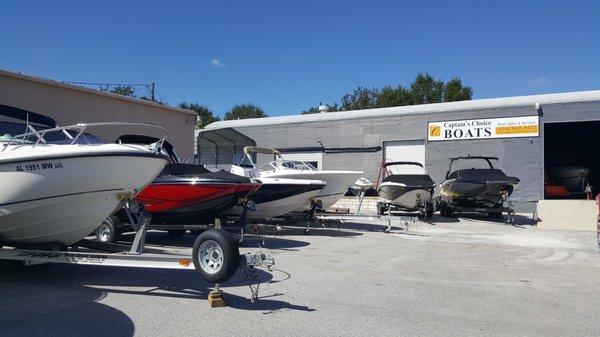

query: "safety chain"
left=243, top=265, right=260, bottom=303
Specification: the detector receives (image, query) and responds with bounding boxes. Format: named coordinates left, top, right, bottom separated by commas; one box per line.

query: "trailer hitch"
left=240, top=252, right=275, bottom=302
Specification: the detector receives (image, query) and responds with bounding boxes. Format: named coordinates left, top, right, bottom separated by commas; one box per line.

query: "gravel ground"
left=1, top=215, right=600, bottom=337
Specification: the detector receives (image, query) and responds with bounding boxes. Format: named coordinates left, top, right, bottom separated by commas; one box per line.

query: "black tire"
left=377, top=202, right=385, bottom=216
left=425, top=203, right=434, bottom=218
left=96, top=215, right=121, bottom=243
left=439, top=202, right=447, bottom=217
left=192, top=229, right=239, bottom=283
left=167, top=229, right=187, bottom=238
left=488, top=211, right=503, bottom=218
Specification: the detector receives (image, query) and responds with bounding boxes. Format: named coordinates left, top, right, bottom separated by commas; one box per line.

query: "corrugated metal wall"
left=219, top=99, right=600, bottom=211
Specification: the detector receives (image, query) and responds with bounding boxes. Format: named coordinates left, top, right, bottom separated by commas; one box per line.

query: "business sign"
left=427, top=116, right=539, bottom=141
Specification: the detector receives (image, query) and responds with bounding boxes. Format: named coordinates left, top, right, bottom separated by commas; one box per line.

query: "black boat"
left=437, top=156, right=519, bottom=217
left=95, top=135, right=260, bottom=242
left=377, top=162, right=435, bottom=217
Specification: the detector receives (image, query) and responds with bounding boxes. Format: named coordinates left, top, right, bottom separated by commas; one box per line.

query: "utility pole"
left=151, top=82, right=155, bottom=102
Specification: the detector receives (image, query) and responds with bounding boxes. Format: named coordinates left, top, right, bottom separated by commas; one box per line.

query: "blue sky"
left=1, top=1, right=599, bottom=118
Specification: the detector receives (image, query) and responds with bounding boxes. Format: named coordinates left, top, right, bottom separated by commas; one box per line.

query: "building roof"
left=206, top=89, right=600, bottom=130
left=0, top=68, right=196, bottom=117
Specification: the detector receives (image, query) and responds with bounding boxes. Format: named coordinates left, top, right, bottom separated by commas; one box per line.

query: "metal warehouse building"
left=203, top=90, right=600, bottom=212
left=0, top=69, right=197, bottom=159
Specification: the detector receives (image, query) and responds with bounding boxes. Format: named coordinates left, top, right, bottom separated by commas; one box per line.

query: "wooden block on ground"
left=208, top=291, right=226, bottom=308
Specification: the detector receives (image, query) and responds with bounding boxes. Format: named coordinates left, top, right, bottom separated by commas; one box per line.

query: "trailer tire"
left=96, top=215, right=121, bottom=243
left=168, top=230, right=187, bottom=238
left=439, top=202, right=448, bottom=217
left=426, top=203, right=434, bottom=218
left=377, top=202, right=386, bottom=215
left=193, top=229, right=239, bottom=283
left=488, top=211, right=503, bottom=218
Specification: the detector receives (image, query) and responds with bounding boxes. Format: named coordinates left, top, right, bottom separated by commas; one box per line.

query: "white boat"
left=377, top=162, right=435, bottom=216
left=228, top=146, right=326, bottom=219
left=258, top=159, right=363, bottom=211
left=0, top=105, right=169, bottom=246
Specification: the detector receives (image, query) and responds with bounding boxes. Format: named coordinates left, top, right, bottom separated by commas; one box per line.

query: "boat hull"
left=438, top=179, right=516, bottom=209
left=0, top=147, right=168, bottom=245
left=227, top=179, right=325, bottom=219
left=260, top=171, right=362, bottom=211
left=378, top=182, right=433, bottom=210
left=549, top=166, right=590, bottom=194
left=136, top=182, right=260, bottom=225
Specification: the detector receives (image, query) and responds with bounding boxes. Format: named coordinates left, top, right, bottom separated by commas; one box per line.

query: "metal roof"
left=0, top=68, right=196, bottom=117
left=205, top=90, right=600, bottom=130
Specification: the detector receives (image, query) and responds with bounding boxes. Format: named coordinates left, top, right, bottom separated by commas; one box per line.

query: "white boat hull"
left=229, top=188, right=322, bottom=219
left=0, top=145, right=168, bottom=245
left=378, top=182, right=432, bottom=210
left=260, top=170, right=363, bottom=211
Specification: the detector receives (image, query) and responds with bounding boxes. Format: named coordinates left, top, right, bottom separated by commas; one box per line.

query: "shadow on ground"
left=0, top=263, right=134, bottom=337
left=0, top=256, right=310, bottom=332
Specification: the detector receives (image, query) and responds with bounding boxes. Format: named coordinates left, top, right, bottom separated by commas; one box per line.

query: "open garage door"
left=544, top=121, right=599, bottom=199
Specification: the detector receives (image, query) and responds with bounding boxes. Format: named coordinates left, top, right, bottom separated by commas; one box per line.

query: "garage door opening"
left=544, top=121, right=599, bottom=199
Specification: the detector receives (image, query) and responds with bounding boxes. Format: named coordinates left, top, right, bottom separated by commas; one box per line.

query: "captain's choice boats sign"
left=427, top=116, right=539, bottom=141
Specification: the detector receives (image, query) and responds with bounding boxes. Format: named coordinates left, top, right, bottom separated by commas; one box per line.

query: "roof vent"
left=318, top=105, right=329, bottom=113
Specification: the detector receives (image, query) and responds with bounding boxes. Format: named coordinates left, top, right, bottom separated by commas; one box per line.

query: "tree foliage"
left=302, top=73, right=472, bottom=113
left=224, top=103, right=268, bottom=120
left=108, top=85, right=166, bottom=105
left=179, top=102, right=220, bottom=128
left=110, top=85, right=136, bottom=97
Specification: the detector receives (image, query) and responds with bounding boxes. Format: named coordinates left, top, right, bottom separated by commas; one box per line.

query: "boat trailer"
left=0, top=204, right=275, bottom=307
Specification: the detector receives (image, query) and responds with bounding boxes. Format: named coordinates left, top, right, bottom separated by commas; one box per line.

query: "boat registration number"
left=15, top=161, right=64, bottom=172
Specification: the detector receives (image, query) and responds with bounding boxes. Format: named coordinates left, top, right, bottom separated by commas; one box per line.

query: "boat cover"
left=159, top=163, right=252, bottom=183
left=383, top=174, right=435, bottom=187
left=448, top=169, right=517, bottom=182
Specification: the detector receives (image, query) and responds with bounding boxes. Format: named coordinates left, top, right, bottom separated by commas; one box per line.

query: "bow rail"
left=1, top=122, right=168, bottom=151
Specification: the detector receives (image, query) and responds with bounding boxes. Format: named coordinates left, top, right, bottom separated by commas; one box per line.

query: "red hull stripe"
left=137, top=183, right=260, bottom=213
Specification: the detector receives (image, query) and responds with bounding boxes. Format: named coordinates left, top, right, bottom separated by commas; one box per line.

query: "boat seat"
left=0, top=133, right=13, bottom=141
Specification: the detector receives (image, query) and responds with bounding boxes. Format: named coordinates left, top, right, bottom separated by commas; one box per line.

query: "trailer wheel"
left=377, top=202, right=386, bottom=215
left=167, top=230, right=187, bottom=238
left=488, top=211, right=503, bottom=218
left=192, top=229, right=239, bottom=283
left=439, top=202, right=447, bottom=217
left=425, top=203, right=434, bottom=218
left=96, top=215, right=121, bottom=243
left=440, top=202, right=454, bottom=217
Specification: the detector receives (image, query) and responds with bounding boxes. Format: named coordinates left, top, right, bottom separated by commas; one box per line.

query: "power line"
left=64, top=81, right=149, bottom=87
left=0, top=55, right=163, bottom=103
left=0, top=55, right=92, bottom=81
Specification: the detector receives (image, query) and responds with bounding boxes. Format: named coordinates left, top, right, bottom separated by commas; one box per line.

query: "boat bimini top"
left=445, top=156, right=515, bottom=181
left=243, top=146, right=282, bottom=157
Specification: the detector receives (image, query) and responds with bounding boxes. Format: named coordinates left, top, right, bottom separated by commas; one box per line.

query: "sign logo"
left=429, top=125, right=441, bottom=137
left=428, top=116, right=539, bottom=141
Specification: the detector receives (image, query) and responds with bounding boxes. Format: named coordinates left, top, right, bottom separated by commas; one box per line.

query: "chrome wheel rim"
left=198, top=240, right=223, bottom=275
left=98, top=224, right=111, bottom=242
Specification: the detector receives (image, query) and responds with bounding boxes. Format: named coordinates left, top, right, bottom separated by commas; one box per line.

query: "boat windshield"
left=259, top=160, right=317, bottom=172
left=386, top=163, right=428, bottom=176
left=232, top=153, right=255, bottom=167
left=1, top=121, right=105, bottom=146
left=449, top=157, right=500, bottom=172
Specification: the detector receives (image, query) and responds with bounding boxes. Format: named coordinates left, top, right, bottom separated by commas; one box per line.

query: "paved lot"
left=1, top=215, right=600, bottom=337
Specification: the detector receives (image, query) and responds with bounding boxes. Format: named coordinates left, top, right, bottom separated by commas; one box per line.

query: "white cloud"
left=211, top=58, right=226, bottom=67
left=525, top=76, right=553, bottom=87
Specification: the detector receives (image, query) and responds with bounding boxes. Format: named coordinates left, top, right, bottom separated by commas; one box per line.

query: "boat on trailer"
left=0, top=106, right=273, bottom=301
